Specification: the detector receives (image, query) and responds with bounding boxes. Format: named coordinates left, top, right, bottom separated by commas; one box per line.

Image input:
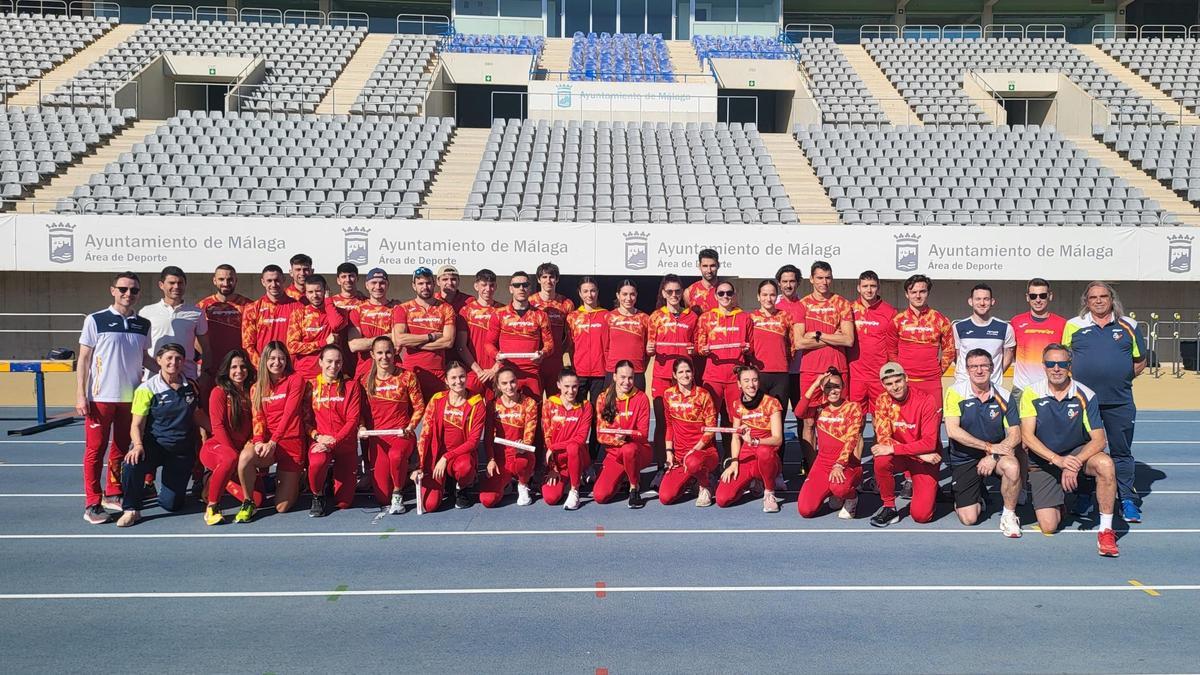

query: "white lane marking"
left=2, top=584, right=1199, bottom=601
left=0, top=493, right=86, bottom=497
left=0, top=441, right=82, bottom=444
left=0, top=463, right=83, bottom=467
left=1147, top=463, right=1200, bottom=466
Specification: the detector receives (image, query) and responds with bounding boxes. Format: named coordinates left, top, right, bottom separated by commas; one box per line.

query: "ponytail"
left=602, top=360, right=635, bottom=424
left=365, top=335, right=395, bottom=397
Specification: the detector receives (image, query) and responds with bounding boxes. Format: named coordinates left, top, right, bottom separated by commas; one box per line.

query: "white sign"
left=527, top=81, right=719, bottom=121
left=0, top=214, right=1196, bottom=281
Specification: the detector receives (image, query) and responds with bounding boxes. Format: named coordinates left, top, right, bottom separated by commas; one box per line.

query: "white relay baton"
left=494, top=437, right=536, bottom=453
left=497, top=352, right=540, bottom=360
left=702, top=426, right=738, bottom=434
left=358, top=428, right=409, bottom=438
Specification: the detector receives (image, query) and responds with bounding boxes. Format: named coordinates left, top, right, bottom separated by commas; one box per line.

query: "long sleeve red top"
left=890, top=306, right=955, bottom=384
left=487, top=395, right=539, bottom=461
left=348, top=300, right=400, bottom=378
left=696, top=307, right=754, bottom=383
left=541, top=396, right=593, bottom=449
left=604, top=308, right=651, bottom=372
left=662, top=384, right=717, bottom=450
left=460, top=298, right=502, bottom=371
left=361, top=369, right=425, bottom=432
left=486, top=305, right=554, bottom=376
left=305, top=376, right=363, bottom=448
left=796, top=392, right=865, bottom=465
left=748, top=308, right=792, bottom=374
left=647, top=307, right=697, bottom=378
left=419, top=391, right=486, bottom=461
left=594, top=389, right=651, bottom=446
left=872, top=387, right=942, bottom=456
left=566, top=307, right=608, bottom=378
left=288, top=301, right=348, bottom=377
left=208, top=385, right=252, bottom=450
left=241, top=294, right=299, bottom=367
left=251, top=371, right=305, bottom=443
left=848, top=297, right=898, bottom=379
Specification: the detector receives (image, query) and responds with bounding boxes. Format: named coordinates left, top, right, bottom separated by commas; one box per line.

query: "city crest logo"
left=343, top=226, right=370, bottom=266
left=47, top=222, right=76, bottom=264
left=1168, top=234, right=1193, bottom=274
left=894, top=233, right=920, bottom=272
left=555, top=85, right=573, bottom=109
left=623, top=231, right=649, bottom=271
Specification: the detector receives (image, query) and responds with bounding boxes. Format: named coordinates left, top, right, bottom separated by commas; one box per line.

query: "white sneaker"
left=828, top=495, right=844, bottom=510
left=838, top=497, right=857, bottom=520
left=762, top=491, right=780, bottom=513
left=1000, top=512, right=1022, bottom=538
left=516, top=483, right=532, bottom=506
left=564, top=488, right=580, bottom=511
left=695, top=486, right=713, bottom=508
left=101, top=495, right=123, bottom=512
left=388, top=492, right=405, bottom=515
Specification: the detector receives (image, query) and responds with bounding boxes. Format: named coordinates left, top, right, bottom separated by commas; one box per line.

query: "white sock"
left=1002, top=507, right=1015, bottom=519
left=1099, top=513, right=1114, bottom=531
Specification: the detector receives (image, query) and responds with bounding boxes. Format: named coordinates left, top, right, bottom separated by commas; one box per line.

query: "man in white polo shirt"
left=952, top=283, right=1015, bottom=388
left=139, top=266, right=209, bottom=382
left=77, top=272, right=152, bottom=524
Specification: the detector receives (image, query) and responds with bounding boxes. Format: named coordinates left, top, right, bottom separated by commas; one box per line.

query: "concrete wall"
left=710, top=58, right=797, bottom=90
left=441, top=52, right=534, bottom=86
left=692, top=21, right=780, bottom=37
left=973, top=71, right=1109, bottom=135
left=453, top=15, right=543, bottom=37
left=527, top=81, right=720, bottom=124
left=962, top=72, right=1007, bottom=125
left=425, top=63, right=456, bottom=119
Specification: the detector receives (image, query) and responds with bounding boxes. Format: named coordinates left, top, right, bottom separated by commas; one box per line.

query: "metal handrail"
left=941, top=24, right=982, bottom=40
left=901, top=24, right=943, bottom=40
left=1140, top=24, right=1188, bottom=40
left=396, top=13, right=450, bottom=35
left=781, top=23, right=834, bottom=41
left=537, top=70, right=713, bottom=83
left=328, top=11, right=368, bottom=29
left=149, top=3, right=192, bottom=21
left=859, top=24, right=899, bottom=42
left=239, top=6, right=282, bottom=24
left=195, top=4, right=235, bottom=23
left=1190, top=26, right=1200, bottom=40
left=1091, top=24, right=1139, bottom=42
left=68, top=0, right=119, bottom=18
left=283, top=8, right=324, bottom=26
left=15, top=0, right=67, bottom=15
left=982, top=24, right=1024, bottom=39
left=1024, top=24, right=1067, bottom=40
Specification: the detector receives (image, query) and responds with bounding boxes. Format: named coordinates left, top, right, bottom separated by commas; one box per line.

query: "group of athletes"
left=74, top=248, right=1147, bottom=557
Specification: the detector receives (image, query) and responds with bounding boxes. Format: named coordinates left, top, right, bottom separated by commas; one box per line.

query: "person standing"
left=393, top=267, right=457, bottom=398
left=284, top=253, right=313, bottom=302
left=486, top=271, right=554, bottom=398
left=794, top=261, right=855, bottom=469
left=1062, top=281, right=1147, bottom=523
left=684, top=248, right=721, bottom=315
left=360, top=335, right=424, bottom=514
left=241, top=265, right=299, bottom=368
left=951, top=283, right=1015, bottom=388
left=77, top=272, right=152, bottom=524
left=287, top=275, right=348, bottom=379
left=346, top=268, right=400, bottom=379
left=566, top=276, right=609, bottom=464
left=604, top=280, right=651, bottom=390
left=333, top=262, right=367, bottom=313
left=747, top=279, right=793, bottom=409
left=434, top=264, right=473, bottom=314
left=530, top=262, right=574, bottom=395
left=197, top=265, right=252, bottom=383
left=890, top=274, right=954, bottom=403
left=696, top=280, right=753, bottom=453
left=773, top=264, right=806, bottom=409
left=458, top=269, right=503, bottom=397
left=847, top=270, right=897, bottom=412
left=139, top=266, right=209, bottom=382
left=1010, top=277, right=1067, bottom=396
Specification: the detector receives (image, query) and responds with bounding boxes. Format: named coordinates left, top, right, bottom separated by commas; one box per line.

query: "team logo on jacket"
left=894, top=233, right=920, bottom=272
left=623, top=231, right=649, bottom=271
left=1168, top=234, right=1192, bottom=274
left=343, top=226, right=370, bottom=266
left=47, top=222, right=76, bottom=263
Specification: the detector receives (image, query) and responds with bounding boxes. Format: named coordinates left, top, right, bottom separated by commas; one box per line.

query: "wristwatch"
left=814, top=331, right=823, bottom=343
left=425, top=332, right=435, bottom=343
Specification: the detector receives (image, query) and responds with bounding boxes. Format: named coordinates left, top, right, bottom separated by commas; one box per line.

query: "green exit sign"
left=748, top=80, right=756, bottom=87
left=1007, top=81, right=1015, bottom=91
left=209, top=67, right=216, bottom=76
left=485, top=74, right=492, bottom=82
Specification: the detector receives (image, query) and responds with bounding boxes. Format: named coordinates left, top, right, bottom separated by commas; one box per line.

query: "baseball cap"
left=879, top=362, right=905, bottom=380
left=436, top=264, right=459, bottom=277
left=365, top=268, right=388, bottom=281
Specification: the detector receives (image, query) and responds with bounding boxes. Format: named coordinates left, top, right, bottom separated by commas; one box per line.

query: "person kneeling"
left=716, top=365, right=785, bottom=513
left=795, top=369, right=864, bottom=519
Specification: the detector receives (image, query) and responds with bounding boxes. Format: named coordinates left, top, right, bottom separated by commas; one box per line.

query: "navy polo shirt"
left=132, top=374, right=199, bottom=448
left=1019, top=378, right=1101, bottom=469
left=1062, top=314, right=1145, bottom=406
left=943, top=381, right=1018, bottom=466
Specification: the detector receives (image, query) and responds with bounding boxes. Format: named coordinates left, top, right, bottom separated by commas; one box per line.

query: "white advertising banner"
left=1, top=214, right=1196, bottom=282
left=527, top=81, right=719, bottom=120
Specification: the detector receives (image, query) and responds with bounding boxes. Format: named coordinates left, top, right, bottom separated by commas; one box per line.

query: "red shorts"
left=273, top=438, right=305, bottom=472
left=650, top=376, right=673, bottom=399
left=412, top=366, right=448, bottom=400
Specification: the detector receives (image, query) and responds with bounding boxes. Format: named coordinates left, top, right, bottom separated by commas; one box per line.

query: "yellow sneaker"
left=234, top=501, right=256, bottom=524
left=204, top=505, right=225, bottom=526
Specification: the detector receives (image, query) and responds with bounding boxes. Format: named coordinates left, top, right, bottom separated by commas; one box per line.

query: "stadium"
left=0, top=0, right=1198, bottom=671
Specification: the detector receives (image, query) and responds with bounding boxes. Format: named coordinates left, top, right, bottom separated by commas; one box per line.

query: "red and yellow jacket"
left=566, top=306, right=608, bottom=378
left=304, top=375, right=362, bottom=448
left=542, top=396, right=593, bottom=450
left=361, top=369, right=424, bottom=434
left=796, top=393, right=864, bottom=465
left=594, top=389, right=651, bottom=447
left=662, top=384, right=716, bottom=451
left=288, top=301, right=348, bottom=378
left=241, top=294, right=299, bottom=367
left=648, top=307, right=697, bottom=379
left=872, top=387, right=942, bottom=456
left=486, top=305, right=554, bottom=375
left=487, top=395, right=539, bottom=461
left=733, top=394, right=783, bottom=441
left=419, top=391, right=486, bottom=461
left=696, top=307, right=753, bottom=383
left=890, top=306, right=955, bottom=384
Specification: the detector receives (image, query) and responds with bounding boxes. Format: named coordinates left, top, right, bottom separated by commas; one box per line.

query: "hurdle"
left=0, top=359, right=77, bottom=436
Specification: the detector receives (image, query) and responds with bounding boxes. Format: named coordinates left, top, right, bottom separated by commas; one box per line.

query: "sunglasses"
left=1028, top=292, right=1048, bottom=300
left=413, top=267, right=432, bottom=277
left=716, top=290, right=735, bottom=297
left=114, top=286, right=140, bottom=295
left=663, top=288, right=682, bottom=295
left=823, top=382, right=843, bottom=390
left=1043, top=360, right=1072, bottom=369
left=511, top=281, right=531, bottom=289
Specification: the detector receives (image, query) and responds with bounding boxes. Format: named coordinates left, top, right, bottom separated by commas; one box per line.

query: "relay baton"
left=597, top=428, right=634, bottom=436
left=415, top=473, right=425, bottom=515
left=494, top=437, right=536, bottom=453
left=707, top=342, right=744, bottom=351
left=497, top=352, right=540, bottom=360
left=655, top=341, right=692, bottom=348
left=702, top=426, right=738, bottom=434
left=358, top=428, right=409, bottom=438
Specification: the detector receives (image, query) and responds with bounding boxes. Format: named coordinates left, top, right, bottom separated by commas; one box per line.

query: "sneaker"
left=762, top=491, right=780, bottom=513
left=204, top=505, right=224, bottom=526
left=388, top=492, right=406, bottom=515
left=838, top=497, right=857, bottom=520
left=1121, top=498, right=1142, bottom=523
left=1097, top=528, right=1120, bottom=557
left=898, top=478, right=913, bottom=500
left=870, top=506, right=900, bottom=528
left=1000, top=512, right=1022, bottom=538
left=516, top=483, right=533, bottom=506
left=861, top=475, right=879, bottom=494
left=101, top=495, right=123, bottom=512
left=309, top=494, right=326, bottom=518
left=234, top=500, right=256, bottom=523
left=83, top=505, right=110, bottom=524
left=455, top=491, right=473, bottom=510
left=1073, top=493, right=1095, bottom=518
left=695, top=486, right=713, bottom=508
left=627, top=488, right=645, bottom=509
left=564, top=488, right=581, bottom=511
left=116, top=510, right=141, bottom=528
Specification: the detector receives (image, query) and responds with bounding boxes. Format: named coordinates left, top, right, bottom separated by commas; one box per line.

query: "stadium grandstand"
left=1, top=1, right=1199, bottom=671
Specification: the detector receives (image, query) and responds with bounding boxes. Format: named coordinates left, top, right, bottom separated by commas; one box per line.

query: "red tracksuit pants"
left=480, top=446, right=536, bottom=508
left=796, top=453, right=862, bottom=517
left=542, top=442, right=587, bottom=505
left=308, top=441, right=358, bottom=509
left=419, top=452, right=477, bottom=513
left=369, top=435, right=416, bottom=505
left=198, top=439, right=264, bottom=507
left=875, top=453, right=939, bottom=523
left=658, top=447, right=719, bottom=504
left=715, top=445, right=781, bottom=507
left=83, top=402, right=131, bottom=506
left=593, top=441, right=651, bottom=504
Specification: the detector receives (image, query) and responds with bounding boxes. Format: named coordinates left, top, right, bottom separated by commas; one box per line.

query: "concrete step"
left=421, top=128, right=491, bottom=220
left=666, top=40, right=705, bottom=76
left=837, top=44, right=923, bottom=126
left=314, top=34, right=395, bottom=115
left=1069, top=133, right=1200, bottom=226
left=540, top=38, right=574, bottom=74
left=759, top=132, right=840, bottom=224
left=1074, top=45, right=1200, bottom=126
left=6, top=23, right=142, bottom=106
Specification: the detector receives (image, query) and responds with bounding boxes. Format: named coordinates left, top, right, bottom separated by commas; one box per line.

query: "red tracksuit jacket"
left=890, top=307, right=955, bottom=385
left=594, top=389, right=651, bottom=447
left=361, top=369, right=425, bottom=432
left=208, top=386, right=252, bottom=449
left=289, top=302, right=348, bottom=377
left=419, top=391, right=486, bottom=461
left=796, top=393, right=865, bottom=464
left=848, top=298, right=898, bottom=380
left=605, top=309, right=651, bottom=372
left=251, top=372, right=305, bottom=443
left=487, top=396, right=539, bottom=461
left=542, top=396, right=593, bottom=449
left=872, top=387, right=941, bottom=456
left=648, top=307, right=697, bottom=379
left=566, top=307, right=608, bottom=378
left=696, top=308, right=753, bottom=383
left=487, top=305, right=554, bottom=377
left=305, top=375, right=363, bottom=449
left=662, top=385, right=717, bottom=450
left=242, top=294, right=299, bottom=366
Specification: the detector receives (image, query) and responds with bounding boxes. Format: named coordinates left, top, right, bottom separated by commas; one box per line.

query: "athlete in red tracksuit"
left=530, top=282, right=574, bottom=396
left=658, top=358, right=719, bottom=506
left=459, top=289, right=503, bottom=398
left=541, top=370, right=593, bottom=508
left=487, top=300, right=554, bottom=398
left=417, top=365, right=486, bottom=513
left=795, top=371, right=865, bottom=518
left=593, top=362, right=653, bottom=507
left=360, top=336, right=425, bottom=509
left=696, top=284, right=754, bottom=440
left=199, top=351, right=259, bottom=521
left=241, top=272, right=299, bottom=368
left=479, top=370, right=540, bottom=508
left=348, top=297, right=400, bottom=379
left=196, top=289, right=251, bottom=380
left=647, top=303, right=698, bottom=399
left=848, top=280, right=897, bottom=412
left=249, top=342, right=306, bottom=513
left=304, top=347, right=363, bottom=515
left=871, top=367, right=944, bottom=525
left=889, top=276, right=955, bottom=404
left=394, top=294, right=456, bottom=398
left=716, top=366, right=785, bottom=511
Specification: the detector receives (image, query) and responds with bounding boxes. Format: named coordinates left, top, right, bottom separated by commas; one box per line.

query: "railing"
left=284, top=9, right=324, bottom=26
left=149, top=3, right=192, bottom=21
left=1139, top=24, right=1188, bottom=40
left=328, top=11, right=368, bottom=29
left=1025, top=24, right=1067, bottom=41
left=195, top=5, right=235, bottom=23
left=15, top=0, right=67, bottom=15
left=865, top=23, right=1069, bottom=42
left=1144, top=313, right=1200, bottom=378
left=68, top=0, right=118, bottom=18
left=983, top=24, right=1024, bottom=39
left=537, top=70, right=714, bottom=83
left=1091, top=23, right=1200, bottom=41
left=859, top=24, right=899, bottom=41
left=781, top=23, right=834, bottom=41
left=238, top=6, right=282, bottom=25
left=941, top=24, right=983, bottom=40
left=145, top=4, right=367, bottom=27
left=396, top=13, right=450, bottom=35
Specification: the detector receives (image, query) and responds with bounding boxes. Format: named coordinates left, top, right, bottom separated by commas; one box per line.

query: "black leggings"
left=759, top=371, right=790, bottom=410
left=578, top=376, right=608, bottom=462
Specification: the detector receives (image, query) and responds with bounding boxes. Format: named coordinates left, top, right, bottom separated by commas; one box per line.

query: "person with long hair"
left=716, top=365, right=785, bottom=513
left=198, top=349, right=258, bottom=525
left=696, top=280, right=754, bottom=452
left=748, top=279, right=793, bottom=410
left=541, top=368, right=593, bottom=510
left=245, top=341, right=305, bottom=515
left=658, top=358, right=719, bottom=507
left=360, top=335, right=425, bottom=514
left=593, top=360, right=652, bottom=508
left=648, top=273, right=698, bottom=467
left=795, top=369, right=865, bottom=519
left=479, top=367, right=540, bottom=508
left=566, top=276, right=608, bottom=463
left=304, top=345, right=363, bottom=517
left=604, top=279, right=650, bottom=390
left=416, top=361, right=486, bottom=512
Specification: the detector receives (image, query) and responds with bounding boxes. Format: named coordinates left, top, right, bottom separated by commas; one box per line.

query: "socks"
left=1002, top=507, right=1015, bottom=519
left=1099, top=513, right=1114, bottom=531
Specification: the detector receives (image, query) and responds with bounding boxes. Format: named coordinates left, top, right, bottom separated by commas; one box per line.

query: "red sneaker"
left=1097, top=529, right=1120, bottom=557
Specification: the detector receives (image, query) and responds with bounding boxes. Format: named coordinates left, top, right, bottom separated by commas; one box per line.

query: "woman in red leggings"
left=795, top=369, right=864, bottom=519
left=658, top=357, right=719, bottom=507
left=542, top=367, right=593, bottom=510
left=479, top=367, right=540, bottom=508
left=245, top=341, right=305, bottom=515
left=416, top=361, right=485, bottom=512
left=696, top=280, right=753, bottom=454
left=199, top=349, right=257, bottom=525
left=361, top=335, right=425, bottom=515
left=717, top=365, right=784, bottom=512
left=304, top=345, right=363, bottom=517
left=593, top=360, right=652, bottom=508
